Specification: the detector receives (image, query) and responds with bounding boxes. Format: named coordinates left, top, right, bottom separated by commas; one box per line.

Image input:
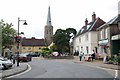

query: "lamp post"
left=17, top=17, right=27, bottom=67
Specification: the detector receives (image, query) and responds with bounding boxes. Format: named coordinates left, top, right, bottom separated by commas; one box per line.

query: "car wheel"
left=2, top=64, right=8, bottom=70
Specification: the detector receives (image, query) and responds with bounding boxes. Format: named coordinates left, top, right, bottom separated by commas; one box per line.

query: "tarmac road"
left=11, top=57, right=115, bottom=78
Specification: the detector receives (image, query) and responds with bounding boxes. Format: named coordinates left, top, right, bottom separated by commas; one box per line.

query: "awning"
left=98, top=39, right=108, bottom=45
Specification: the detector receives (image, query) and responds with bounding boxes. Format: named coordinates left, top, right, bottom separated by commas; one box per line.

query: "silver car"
left=0, top=57, right=13, bottom=70
left=0, top=63, right=4, bottom=70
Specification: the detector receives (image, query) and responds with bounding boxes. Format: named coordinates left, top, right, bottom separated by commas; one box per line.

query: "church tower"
left=44, top=6, right=53, bottom=46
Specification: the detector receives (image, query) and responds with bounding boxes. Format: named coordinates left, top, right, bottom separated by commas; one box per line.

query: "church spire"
left=47, top=6, right=52, bottom=26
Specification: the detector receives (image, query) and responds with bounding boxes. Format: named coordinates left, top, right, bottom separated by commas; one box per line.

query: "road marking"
left=6, top=63, right=31, bottom=78
left=114, top=70, right=118, bottom=79
left=89, top=65, right=118, bottom=79
left=79, top=63, right=117, bottom=79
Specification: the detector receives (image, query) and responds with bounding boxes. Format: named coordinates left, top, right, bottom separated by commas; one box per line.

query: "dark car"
left=28, top=53, right=40, bottom=57
left=17, top=53, right=32, bottom=62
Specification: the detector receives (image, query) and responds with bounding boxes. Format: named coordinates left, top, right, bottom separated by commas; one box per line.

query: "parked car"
left=28, top=53, right=40, bottom=57
left=17, top=53, right=32, bottom=62
left=0, top=62, right=4, bottom=70
left=0, top=57, right=13, bottom=70
left=52, top=52, right=59, bottom=56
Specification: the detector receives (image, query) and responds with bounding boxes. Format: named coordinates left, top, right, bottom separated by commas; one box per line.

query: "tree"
left=1, top=19, right=16, bottom=49
left=53, top=28, right=77, bottom=54
left=40, top=47, right=51, bottom=57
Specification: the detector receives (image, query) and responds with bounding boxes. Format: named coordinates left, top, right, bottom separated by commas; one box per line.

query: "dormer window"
left=87, top=25, right=91, bottom=30
left=81, top=28, right=84, bottom=33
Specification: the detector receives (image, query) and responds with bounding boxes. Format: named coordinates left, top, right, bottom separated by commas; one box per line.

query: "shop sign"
left=111, top=34, right=120, bottom=40
left=98, top=39, right=108, bottom=45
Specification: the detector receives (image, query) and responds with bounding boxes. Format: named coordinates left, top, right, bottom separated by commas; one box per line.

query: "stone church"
left=44, top=6, right=53, bottom=46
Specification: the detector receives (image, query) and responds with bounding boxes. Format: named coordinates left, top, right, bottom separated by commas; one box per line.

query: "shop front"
left=111, top=34, right=120, bottom=55
left=98, top=39, right=110, bottom=58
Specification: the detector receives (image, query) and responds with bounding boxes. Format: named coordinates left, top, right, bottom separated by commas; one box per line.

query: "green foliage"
left=40, top=47, right=52, bottom=56
left=53, top=28, right=76, bottom=54
left=0, top=19, right=16, bottom=48
left=50, top=43, right=58, bottom=52
left=108, top=55, right=120, bottom=64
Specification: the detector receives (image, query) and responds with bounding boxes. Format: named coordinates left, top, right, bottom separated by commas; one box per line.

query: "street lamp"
left=17, top=17, right=27, bottom=67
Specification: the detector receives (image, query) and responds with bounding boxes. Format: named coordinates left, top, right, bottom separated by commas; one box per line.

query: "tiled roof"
left=107, top=15, right=120, bottom=24
left=76, top=17, right=105, bottom=36
left=97, top=15, right=120, bottom=30
left=22, top=38, right=46, bottom=46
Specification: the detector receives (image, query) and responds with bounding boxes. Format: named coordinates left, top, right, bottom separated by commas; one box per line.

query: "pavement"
left=0, top=62, right=28, bottom=78
left=73, top=56, right=119, bottom=70
left=0, top=56, right=119, bottom=79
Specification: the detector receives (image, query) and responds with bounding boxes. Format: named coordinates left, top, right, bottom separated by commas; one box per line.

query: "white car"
left=52, top=52, right=59, bottom=56
left=0, top=63, right=4, bottom=70
left=0, top=57, right=13, bottom=70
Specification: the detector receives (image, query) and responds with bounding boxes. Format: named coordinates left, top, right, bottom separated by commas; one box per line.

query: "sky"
left=0, top=0, right=119, bottom=39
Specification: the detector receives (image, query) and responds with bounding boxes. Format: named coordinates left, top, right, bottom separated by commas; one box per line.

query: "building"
left=97, top=15, right=120, bottom=58
left=73, top=12, right=105, bottom=56
left=44, top=6, right=53, bottom=46
left=20, top=37, right=46, bottom=53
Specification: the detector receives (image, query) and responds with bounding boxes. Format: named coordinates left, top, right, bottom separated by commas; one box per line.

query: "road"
left=11, top=57, right=115, bottom=78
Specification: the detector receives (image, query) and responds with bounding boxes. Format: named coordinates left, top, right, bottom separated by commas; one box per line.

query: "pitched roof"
left=22, top=38, right=46, bottom=46
left=107, top=15, right=120, bottom=24
left=97, top=15, right=120, bottom=30
left=76, top=17, right=105, bottom=36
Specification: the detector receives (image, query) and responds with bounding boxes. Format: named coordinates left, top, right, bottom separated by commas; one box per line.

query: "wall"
left=73, top=31, right=98, bottom=54
left=21, top=46, right=45, bottom=53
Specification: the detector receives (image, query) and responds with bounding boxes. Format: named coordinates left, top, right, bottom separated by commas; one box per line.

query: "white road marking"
left=114, top=70, right=118, bottom=79
left=6, top=63, right=31, bottom=78
left=80, top=63, right=117, bottom=79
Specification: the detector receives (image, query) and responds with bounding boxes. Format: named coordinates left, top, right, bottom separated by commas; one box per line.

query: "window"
left=85, top=34, right=89, bottom=41
left=28, top=48, right=31, bottom=50
left=47, top=30, right=48, bottom=34
left=49, top=29, right=51, bottom=34
left=79, top=37, right=81, bottom=43
left=23, top=47, right=26, bottom=49
left=100, top=30, right=103, bottom=40
left=105, top=28, right=108, bottom=39
left=81, top=46, right=83, bottom=51
left=86, top=46, right=89, bottom=54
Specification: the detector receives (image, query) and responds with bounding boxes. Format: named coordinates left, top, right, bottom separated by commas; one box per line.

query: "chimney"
left=85, top=18, right=88, bottom=26
left=92, top=12, right=96, bottom=21
left=118, top=1, right=120, bottom=15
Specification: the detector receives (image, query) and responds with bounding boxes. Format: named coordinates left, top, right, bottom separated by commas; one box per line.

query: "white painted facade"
left=73, top=31, right=98, bottom=54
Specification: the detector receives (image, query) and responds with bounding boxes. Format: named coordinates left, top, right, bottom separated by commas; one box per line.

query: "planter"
left=113, top=62, right=119, bottom=65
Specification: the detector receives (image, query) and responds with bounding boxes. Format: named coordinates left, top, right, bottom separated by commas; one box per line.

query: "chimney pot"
left=92, top=12, right=96, bottom=21
left=85, top=18, right=88, bottom=26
